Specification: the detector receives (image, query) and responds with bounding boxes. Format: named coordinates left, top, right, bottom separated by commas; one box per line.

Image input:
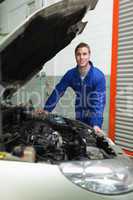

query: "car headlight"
left=59, top=158, right=133, bottom=195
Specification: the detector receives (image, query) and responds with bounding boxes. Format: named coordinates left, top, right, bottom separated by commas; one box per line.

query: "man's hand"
left=93, top=125, right=101, bottom=133
left=93, top=125, right=105, bottom=136
left=34, top=108, right=49, bottom=115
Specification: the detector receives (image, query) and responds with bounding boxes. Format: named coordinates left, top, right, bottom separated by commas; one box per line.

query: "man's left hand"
left=93, top=126, right=104, bottom=136
left=93, top=125, right=101, bottom=133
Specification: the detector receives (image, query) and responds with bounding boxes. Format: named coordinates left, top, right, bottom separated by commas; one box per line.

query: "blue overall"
left=44, top=62, right=106, bottom=128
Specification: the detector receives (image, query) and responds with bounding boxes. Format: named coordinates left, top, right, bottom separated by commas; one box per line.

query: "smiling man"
left=44, top=42, right=106, bottom=133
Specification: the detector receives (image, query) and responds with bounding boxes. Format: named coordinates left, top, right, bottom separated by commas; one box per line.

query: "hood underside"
left=0, top=0, right=98, bottom=99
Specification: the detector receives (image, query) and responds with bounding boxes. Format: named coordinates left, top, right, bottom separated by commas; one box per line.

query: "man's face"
left=75, top=47, right=90, bottom=68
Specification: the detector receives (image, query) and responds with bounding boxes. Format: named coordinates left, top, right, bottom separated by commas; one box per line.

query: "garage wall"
left=44, top=0, right=113, bottom=76
left=109, top=0, right=133, bottom=156
left=115, top=0, right=133, bottom=153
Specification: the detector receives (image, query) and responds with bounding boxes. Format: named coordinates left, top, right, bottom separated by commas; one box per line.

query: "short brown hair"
left=75, top=42, right=91, bottom=54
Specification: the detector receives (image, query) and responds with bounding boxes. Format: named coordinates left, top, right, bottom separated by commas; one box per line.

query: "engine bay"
left=1, top=104, right=116, bottom=163
left=0, top=0, right=107, bottom=164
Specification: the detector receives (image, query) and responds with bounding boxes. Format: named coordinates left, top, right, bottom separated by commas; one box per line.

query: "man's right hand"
left=34, top=108, right=49, bottom=115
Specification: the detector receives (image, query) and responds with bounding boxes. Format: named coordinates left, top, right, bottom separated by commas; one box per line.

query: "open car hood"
left=0, top=0, right=98, bottom=99
left=0, top=0, right=5, bottom=4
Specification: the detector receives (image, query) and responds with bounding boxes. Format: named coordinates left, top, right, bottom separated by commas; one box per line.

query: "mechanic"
left=43, top=42, right=106, bottom=133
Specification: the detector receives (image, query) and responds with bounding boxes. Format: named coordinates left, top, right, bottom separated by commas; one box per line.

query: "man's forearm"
left=44, top=89, right=60, bottom=112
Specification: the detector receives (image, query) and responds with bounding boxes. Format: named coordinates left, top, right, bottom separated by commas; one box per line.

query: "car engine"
left=1, top=104, right=116, bottom=163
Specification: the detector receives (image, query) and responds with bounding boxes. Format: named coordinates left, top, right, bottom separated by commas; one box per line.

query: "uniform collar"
left=76, top=61, right=93, bottom=76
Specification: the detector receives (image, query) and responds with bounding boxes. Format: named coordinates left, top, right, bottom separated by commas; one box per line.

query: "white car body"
left=0, top=0, right=133, bottom=200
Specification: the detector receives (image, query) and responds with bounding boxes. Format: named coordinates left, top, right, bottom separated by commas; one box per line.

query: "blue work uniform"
left=44, top=62, right=106, bottom=128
